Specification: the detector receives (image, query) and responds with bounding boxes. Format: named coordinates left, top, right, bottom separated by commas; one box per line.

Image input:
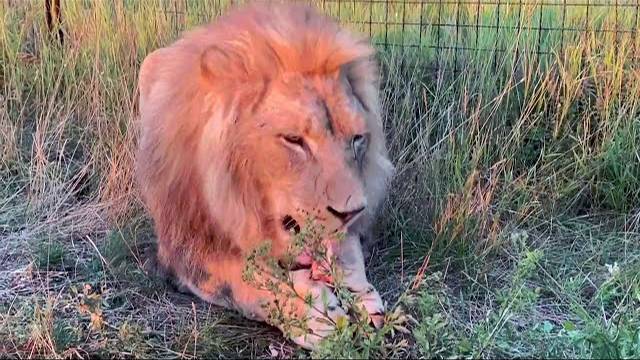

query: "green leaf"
left=563, top=321, right=576, bottom=331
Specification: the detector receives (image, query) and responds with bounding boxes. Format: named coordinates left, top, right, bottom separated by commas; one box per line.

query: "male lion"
left=135, top=1, right=394, bottom=349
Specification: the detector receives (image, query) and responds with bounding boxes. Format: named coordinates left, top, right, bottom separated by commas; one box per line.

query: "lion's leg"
left=359, top=229, right=374, bottom=261
left=333, top=234, right=386, bottom=328
left=180, top=256, right=347, bottom=350
left=142, top=245, right=192, bottom=294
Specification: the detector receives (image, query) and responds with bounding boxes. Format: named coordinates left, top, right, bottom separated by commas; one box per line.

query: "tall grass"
left=1, top=0, right=639, bottom=358
left=1, top=0, right=637, bottom=242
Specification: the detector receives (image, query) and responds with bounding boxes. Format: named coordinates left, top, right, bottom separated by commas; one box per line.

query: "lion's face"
left=231, top=72, right=370, bottom=243
left=138, top=2, right=393, bottom=262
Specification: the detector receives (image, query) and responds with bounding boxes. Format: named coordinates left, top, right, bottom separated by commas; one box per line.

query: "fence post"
left=45, top=0, right=64, bottom=46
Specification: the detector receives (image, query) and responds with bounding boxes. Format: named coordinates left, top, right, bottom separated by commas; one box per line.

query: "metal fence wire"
left=154, top=0, right=640, bottom=70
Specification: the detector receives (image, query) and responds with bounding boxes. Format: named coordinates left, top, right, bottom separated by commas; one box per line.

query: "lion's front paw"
left=288, top=270, right=347, bottom=350
left=351, top=283, right=386, bottom=329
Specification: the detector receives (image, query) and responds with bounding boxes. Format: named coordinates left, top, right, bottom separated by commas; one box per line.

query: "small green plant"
left=242, top=218, right=412, bottom=358
left=35, top=240, right=66, bottom=270
left=412, top=272, right=469, bottom=359
left=411, top=233, right=547, bottom=359
left=114, top=320, right=154, bottom=357
left=559, top=261, right=640, bottom=359
left=52, top=320, right=80, bottom=354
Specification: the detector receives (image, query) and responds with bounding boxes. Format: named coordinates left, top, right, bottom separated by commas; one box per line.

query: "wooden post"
left=45, top=0, right=64, bottom=46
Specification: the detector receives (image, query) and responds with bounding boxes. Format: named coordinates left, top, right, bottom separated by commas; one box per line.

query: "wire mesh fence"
left=43, top=0, right=640, bottom=71
left=151, top=0, right=639, bottom=70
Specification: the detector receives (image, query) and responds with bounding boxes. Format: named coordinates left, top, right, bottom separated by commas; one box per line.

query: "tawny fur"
left=135, top=0, right=394, bottom=348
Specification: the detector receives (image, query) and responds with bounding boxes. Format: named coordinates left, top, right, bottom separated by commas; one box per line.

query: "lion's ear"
left=338, top=57, right=379, bottom=113
left=200, top=45, right=250, bottom=84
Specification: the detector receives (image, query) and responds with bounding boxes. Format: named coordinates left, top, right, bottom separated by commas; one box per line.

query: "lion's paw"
left=351, top=283, right=385, bottom=329
left=289, top=270, right=347, bottom=350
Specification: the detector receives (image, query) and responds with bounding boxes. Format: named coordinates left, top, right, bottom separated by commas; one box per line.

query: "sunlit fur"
left=135, top=0, right=394, bottom=344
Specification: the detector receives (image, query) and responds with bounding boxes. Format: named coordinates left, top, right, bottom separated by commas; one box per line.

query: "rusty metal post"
left=45, top=0, right=64, bottom=46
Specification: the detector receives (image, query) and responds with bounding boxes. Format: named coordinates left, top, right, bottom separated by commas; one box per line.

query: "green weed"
left=35, top=240, right=66, bottom=270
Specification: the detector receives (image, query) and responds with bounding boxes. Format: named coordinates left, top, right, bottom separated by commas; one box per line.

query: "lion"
left=135, top=1, right=394, bottom=349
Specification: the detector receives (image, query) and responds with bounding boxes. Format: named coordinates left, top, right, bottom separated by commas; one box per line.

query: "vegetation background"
left=1, top=0, right=639, bottom=358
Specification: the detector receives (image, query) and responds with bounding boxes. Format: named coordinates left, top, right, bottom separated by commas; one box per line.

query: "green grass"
left=408, top=223, right=640, bottom=359
left=1, top=0, right=640, bottom=358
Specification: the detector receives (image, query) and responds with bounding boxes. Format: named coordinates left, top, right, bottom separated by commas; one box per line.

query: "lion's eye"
left=280, top=134, right=307, bottom=158
left=282, top=134, right=304, bottom=148
left=352, top=133, right=368, bottom=162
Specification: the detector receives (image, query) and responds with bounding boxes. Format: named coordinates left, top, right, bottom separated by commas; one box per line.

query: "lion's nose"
left=326, top=205, right=365, bottom=224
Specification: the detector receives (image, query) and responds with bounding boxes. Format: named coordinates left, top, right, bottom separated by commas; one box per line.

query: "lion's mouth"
left=281, top=215, right=301, bottom=234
